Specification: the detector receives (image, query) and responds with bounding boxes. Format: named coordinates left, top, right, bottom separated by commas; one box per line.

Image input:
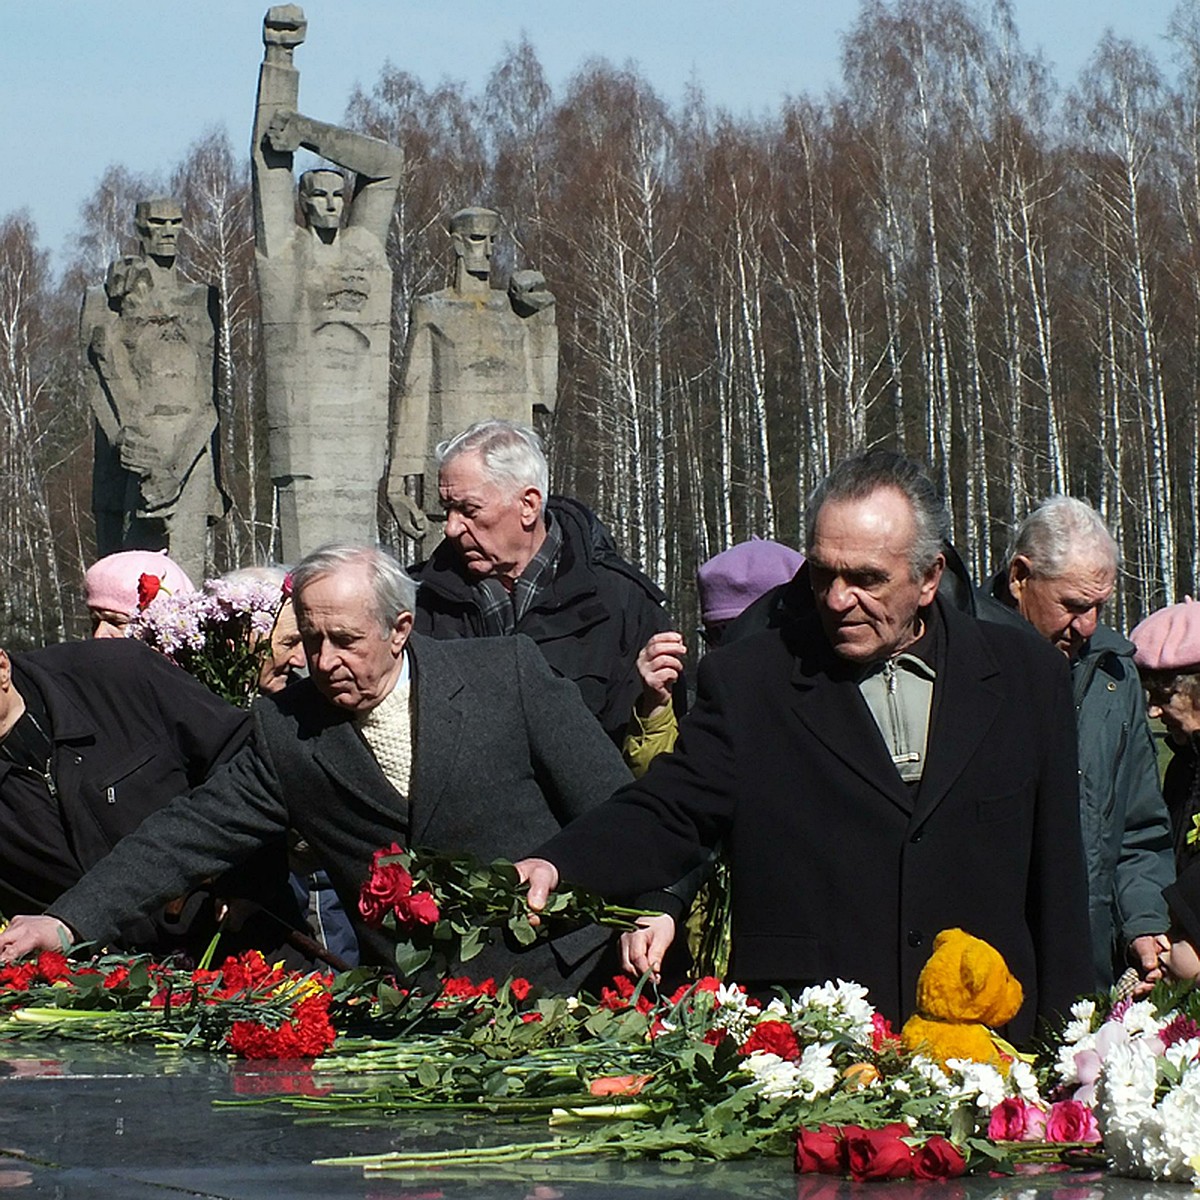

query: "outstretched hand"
left=619, top=913, right=676, bottom=982
left=0, top=915, right=73, bottom=963
left=515, top=857, right=560, bottom=927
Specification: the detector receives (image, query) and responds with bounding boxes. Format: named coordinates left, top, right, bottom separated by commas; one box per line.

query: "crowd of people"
left=2, top=419, right=1200, bottom=1044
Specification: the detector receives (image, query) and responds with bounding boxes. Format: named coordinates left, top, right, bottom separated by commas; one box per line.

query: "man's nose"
left=444, top=509, right=465, bottom=539
left=825, top=580, right=855, bottom=613
left=1071, top=608, right=1100, bottom=640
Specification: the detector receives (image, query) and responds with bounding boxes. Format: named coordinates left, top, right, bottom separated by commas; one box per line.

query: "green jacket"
left=1072, top=622, right=1174, bottom=987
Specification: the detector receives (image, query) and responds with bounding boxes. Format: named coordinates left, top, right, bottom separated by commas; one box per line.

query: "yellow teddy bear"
left=900, top=928, right=1024, bottom=1071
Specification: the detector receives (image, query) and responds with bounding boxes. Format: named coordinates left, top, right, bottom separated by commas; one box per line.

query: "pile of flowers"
left=1049, top=984, right=1200, bottom=1182
left=127, top=575, right=286, bottom=705
left=0, top=947, right=335, bottom=1060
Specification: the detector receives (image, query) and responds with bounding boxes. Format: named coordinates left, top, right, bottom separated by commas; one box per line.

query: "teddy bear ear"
left=958, top=937, right=992, bottom=997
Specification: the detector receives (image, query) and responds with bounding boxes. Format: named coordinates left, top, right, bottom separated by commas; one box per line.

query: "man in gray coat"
left=990, top=497, right=1173, bottom=990
left=0, top=545, right=632, bottom=990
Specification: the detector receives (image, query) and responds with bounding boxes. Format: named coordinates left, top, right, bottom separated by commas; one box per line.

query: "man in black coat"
left=519, top=451, right=1092, bottom=1041
left=0, top=546, right=633, bottom=991
left=409, top=419, right=671, bottom=744
left=0, top=638, right=298, bottom=958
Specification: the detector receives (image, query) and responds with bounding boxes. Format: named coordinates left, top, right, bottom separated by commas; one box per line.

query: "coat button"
left=1107, top=681, right=1117, bottom=692
left=907, top=930, right=923, bottom=948
left=910, top=830, right=923, bottom=844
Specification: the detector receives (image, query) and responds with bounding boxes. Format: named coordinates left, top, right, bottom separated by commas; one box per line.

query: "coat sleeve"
left=1030, top=653, right=1095, bottom=1026
left=514, top=634, right=632, bottom=824
left=48, top=708, right=290, bottom=947
left=534, top=651, right=737, bottom=897
left=1113, top=682, right=1174, bottom=943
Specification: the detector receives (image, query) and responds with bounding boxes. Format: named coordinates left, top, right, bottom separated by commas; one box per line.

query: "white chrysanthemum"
left=741, top=1052, right=798, bottom=1099
left=1006, top=1059, right=1043, bottom=1104
left=1118, top=1000, right=1165, bottom=1038
left=791, top=979, right=875, bottom=1044
left=945, top=1059, right=1007, bottom=1110
left=1063, top=998, right=1098, bottom=1044
left=794, top=1043, right=838, bottom=1097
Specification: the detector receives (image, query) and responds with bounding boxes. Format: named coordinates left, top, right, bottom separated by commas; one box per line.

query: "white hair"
left=1008, top=496, right=1120, bottom=578
left=437, top=419, right=549, bottom=509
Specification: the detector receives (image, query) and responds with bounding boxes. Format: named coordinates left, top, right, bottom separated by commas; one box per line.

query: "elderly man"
left=518, top=451, right=1092, bottom=1040
left=0, top=637, right=298, bottom=960
left=0, top=546, right=632, bottom=991
left=410, top=420, right=671, bottom=744
left=988, top=496, right=1173, bottom=990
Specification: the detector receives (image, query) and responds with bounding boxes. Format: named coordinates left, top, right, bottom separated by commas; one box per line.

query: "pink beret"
left=697, top=538, right=805, bottom=624
left=84, top=550, right=196, bottom=617
left=1130, top=596, right=1200, bottom=672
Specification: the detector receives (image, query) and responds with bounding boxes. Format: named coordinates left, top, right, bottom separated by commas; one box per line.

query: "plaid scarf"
left=474, top=512, right=563, bottom=636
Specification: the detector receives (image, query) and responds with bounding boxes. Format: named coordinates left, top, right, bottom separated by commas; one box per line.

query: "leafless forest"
left=2, top=0, right=1198, bottom=646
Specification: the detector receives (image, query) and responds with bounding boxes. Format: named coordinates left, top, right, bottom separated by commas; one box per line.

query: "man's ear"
left=1008, top=555, right=1034, bottom=604
left=520, top=487, right=544, bottom=530
left=390, top=611, right=414, bottom=655
left=918, top=554, right=945, bottom=607
left=0, top=650, right=11, bottom=689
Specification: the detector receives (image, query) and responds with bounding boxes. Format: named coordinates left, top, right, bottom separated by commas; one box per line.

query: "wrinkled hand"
left=619, top=913, right=676, bottom=982
left=515, top=857, right=560, bottom=928
left=388, top=489, right=428, bottom=540
left=635, top=631, right=686, bottom=716
left=266, top=110, right=306, bottom=154
left=0, top=915, right=73, bottom=963
left=1129, top=933, right=1165, bottom=995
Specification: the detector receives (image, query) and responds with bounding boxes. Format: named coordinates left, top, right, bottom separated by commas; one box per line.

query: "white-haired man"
left=0, top=546, right=632, bottom=991
left=988, top=496, right=1174, bottom=991
left=410, top=420, right=672, bottom=744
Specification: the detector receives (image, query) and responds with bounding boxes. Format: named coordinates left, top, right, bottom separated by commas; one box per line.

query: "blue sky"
left=7, top=1, right=1182, bottom=265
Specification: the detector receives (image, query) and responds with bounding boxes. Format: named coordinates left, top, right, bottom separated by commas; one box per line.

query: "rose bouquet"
left=127, top=575, right=286, bottom=706
left=357, top=842, right=651, bottom=978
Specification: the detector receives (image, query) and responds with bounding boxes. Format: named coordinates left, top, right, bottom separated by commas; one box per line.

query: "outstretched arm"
left=267, top=111, right=404, bottom=242
left=252, top=6, right=306, bottom=257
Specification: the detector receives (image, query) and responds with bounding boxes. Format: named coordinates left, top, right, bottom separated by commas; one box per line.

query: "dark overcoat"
left=50, top=633, right=632, bottom=990
left=537, top=598, right=1092, bottom=1040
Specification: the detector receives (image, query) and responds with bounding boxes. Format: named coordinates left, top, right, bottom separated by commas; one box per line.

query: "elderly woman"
left=84, top=549, right=194, bottom=638
left=1131, top=597, right=1200, bottom=870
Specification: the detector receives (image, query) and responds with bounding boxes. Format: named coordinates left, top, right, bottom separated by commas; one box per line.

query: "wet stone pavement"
left=0, top=1043, right=1191, bottom=1199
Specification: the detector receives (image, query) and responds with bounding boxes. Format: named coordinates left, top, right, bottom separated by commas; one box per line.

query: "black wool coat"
left=536, top=599, right=1093, bottom=1041
left=410, top=496, right=672, bottom=744
left=51, top=634, right=633, bottom=991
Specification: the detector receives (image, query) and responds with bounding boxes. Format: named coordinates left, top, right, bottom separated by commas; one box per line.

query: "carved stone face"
left=136, top=200, right=184, bottom=260
left=300, top=171, right=346, bottom=231
left=454, top=229, right=494, bottom=277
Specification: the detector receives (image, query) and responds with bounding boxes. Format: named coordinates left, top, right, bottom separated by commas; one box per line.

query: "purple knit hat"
left=697, top=538, right=805, bottom=624
left=1131, top=596, right=1200, bottom=673
left=84, top=550, right=196, bottom=617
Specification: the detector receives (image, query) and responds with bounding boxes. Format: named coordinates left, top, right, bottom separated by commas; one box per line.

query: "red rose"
left=912, top=1135, right=967, bottom=1180
left=395, top=889, right=440, bottom=927
left=1046, top=1100, right=1101, bottom=1144
left=741, top=1019, right=801, bottom=1061
left=137, top=573, right=162, bottom=610
left=281, top=573, right=294, bottom=600
left=844, top=1124, right=914, bottom=1181
left=357, top=860, right=413, bottom=926
left=795, top=1124, right=846, bottom=1174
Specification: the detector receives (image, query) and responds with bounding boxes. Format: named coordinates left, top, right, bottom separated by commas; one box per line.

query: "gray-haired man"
left=0, top=546, right=631, bottom=990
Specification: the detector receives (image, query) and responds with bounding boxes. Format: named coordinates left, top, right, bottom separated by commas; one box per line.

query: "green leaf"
left=507, top=914, right=538, bottom=947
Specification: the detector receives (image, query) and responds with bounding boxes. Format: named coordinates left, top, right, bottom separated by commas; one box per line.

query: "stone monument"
left=386, top=206, right=558, bottom=553
left=252, top=5, right=404, bottom=560
left=80, top=199, right=224, bottom=583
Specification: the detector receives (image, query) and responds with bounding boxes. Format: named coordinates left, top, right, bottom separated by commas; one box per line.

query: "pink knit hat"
left=1130, top=596, right=1200, bottom=672
left=84, top=550, right=196, bottom=617
left=697, top=538, right=805, bottom=624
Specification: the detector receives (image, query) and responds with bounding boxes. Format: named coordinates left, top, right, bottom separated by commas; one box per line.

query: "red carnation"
left=795, top=1124, right=846, bottom=1174
left=741, top=1019, right=801, bottom=1061
left=137, top=573, right=162, bottom=610
left=912, top=1135, right=967, bottom=1180
left=508, top=977, right=532, bottom=1001
left=34, top=951, right=71, bottom=983
left=844, top=1124, right=914, bottom=1181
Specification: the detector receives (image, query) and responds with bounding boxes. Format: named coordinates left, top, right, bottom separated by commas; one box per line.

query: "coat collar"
left=786, top=599, right=1004, bottom=823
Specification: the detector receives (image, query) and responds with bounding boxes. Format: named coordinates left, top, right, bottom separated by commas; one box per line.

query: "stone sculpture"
left=386, top=206, right=558, bottom=553
left=252, top=5, right=404, bottom=560
left=80, top=198, right=223, bottom=582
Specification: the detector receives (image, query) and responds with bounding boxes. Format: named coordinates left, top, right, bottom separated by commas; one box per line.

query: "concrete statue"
left=386, top=206, right=558, bottom=553
left=252, top=5, right=404, bottom=559
left=80, top=198, right=224, bottom=582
